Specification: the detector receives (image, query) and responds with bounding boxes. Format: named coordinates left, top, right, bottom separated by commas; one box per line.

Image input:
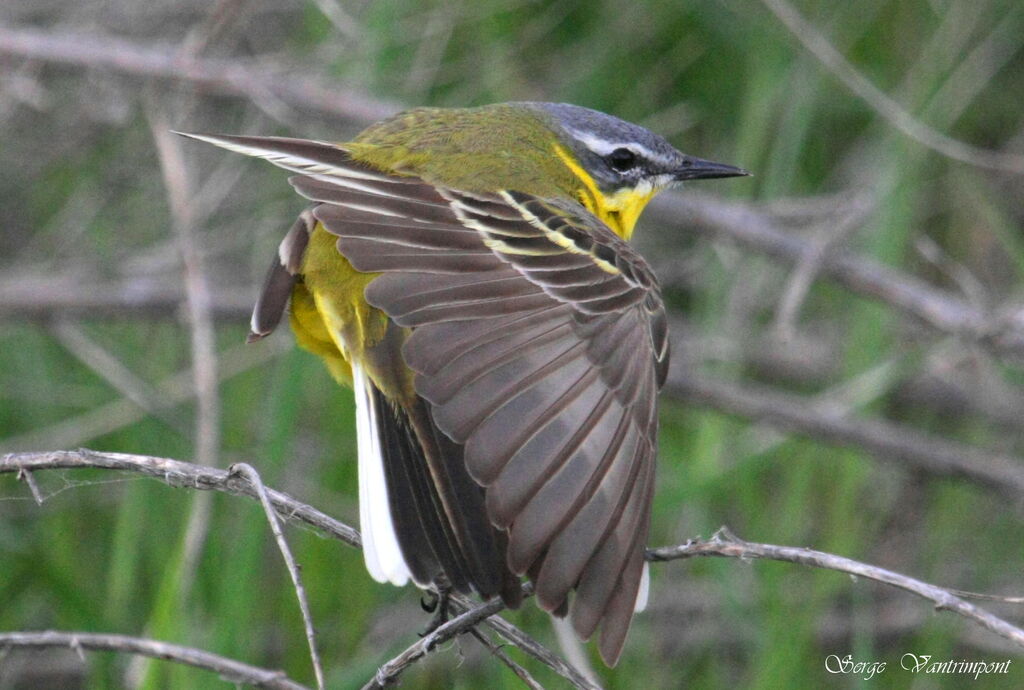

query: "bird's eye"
left=606, top=148, right=638, bottom=172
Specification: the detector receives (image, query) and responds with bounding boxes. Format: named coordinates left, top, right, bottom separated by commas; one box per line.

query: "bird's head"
left=521, top=102, right=749, bottom=238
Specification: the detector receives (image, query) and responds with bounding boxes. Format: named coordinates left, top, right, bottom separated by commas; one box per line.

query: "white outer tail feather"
left=634, top=562, right=650, bottom=612
left=352, top=362, right=411, bottom=586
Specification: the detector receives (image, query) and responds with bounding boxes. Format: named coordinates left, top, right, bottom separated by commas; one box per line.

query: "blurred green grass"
left=3, top=0, right=1024, bottom=687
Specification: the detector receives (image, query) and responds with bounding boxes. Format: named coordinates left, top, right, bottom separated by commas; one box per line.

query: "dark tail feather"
left=419, top=402, right=522, bottom=607
left=374, top=388, right=521, bottom=607
left=371, top=385, right=471, bottom=592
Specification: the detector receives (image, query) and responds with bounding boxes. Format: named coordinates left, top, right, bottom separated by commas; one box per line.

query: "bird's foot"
left=419, top=587, right=450, bottom=636
left=420, top=591, right=439, bottom=613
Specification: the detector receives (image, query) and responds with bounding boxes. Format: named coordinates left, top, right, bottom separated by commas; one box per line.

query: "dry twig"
left=0, top=276, right=252, bottom=320
left=361, top=596, right=513, bottom=690
left=365, top=586, right=598, bottom=690
left=149, top=112, right=221, bottom=473
left=1, top=449, right=362, bottom=548
left=0, top=451, right=588, bottom=686
left=448, top=591, right=600, bottom=690
left=229, top=463, right=325, bottom=690
left=468, top=628, right=545, bottom=690
left=0, top=630, right=308, bottom=690
left=649, top=527, right=1024, bottom=649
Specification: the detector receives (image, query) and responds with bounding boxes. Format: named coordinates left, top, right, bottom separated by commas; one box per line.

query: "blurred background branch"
left=0, top=630, right=310, bottom=690
left=0, top=23, right=401, bottom=123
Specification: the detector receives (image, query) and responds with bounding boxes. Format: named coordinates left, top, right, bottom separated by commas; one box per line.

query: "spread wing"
left=179, top=133, right=669, bottom=665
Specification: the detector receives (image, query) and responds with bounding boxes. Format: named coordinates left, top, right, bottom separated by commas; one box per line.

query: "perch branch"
left=361, top=596, right=513, bottom=690
left=5, top=449, right=1023, bottom=682
left=449, top=592, right=600, bottom=690
left=468, top=628, right=545, bottom=690
left=366, top=587, right=597, bottom=690
left=649, top=527, right=1024, bottom=649
left=0, top=630, right=309, bottom=690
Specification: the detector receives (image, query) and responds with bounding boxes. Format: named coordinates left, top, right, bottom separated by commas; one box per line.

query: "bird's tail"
left=356, top=362, right=522, bottom=607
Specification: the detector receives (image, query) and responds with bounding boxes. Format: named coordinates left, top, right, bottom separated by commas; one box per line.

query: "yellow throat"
left=553, top=143, right=658, bottom=240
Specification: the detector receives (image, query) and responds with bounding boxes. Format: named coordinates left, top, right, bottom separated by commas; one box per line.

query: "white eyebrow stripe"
left=565, top=127, right=678, bottom=167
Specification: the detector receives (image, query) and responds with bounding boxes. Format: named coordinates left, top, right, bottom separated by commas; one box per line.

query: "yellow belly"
left=289, top=223, right=385, bottom=387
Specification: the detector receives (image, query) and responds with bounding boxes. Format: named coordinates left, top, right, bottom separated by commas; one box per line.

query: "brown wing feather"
left=571, top=457, right=655, bottom=641
left=597, top=464, right=656, bottom=665
left=286, top=145, right=666, bottom=666
left=534, top=427, right=647, bottom=610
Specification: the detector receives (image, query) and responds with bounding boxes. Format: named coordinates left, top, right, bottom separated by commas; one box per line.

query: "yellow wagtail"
left=179, top=102, right=747, bottom=665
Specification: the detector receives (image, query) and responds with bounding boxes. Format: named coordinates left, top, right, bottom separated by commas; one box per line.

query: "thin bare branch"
left=772, top=199, right=873, bottom=338
left=0, top=450, right=362, bottom=548
left=0, top=24, right=399, bottom=123
left=361, top=596, right=510, bottom=690
left=149, top=111, right=220, bottom=472
left=665, top=373, right=1024, bottom=498
left=230, top=463, right=325, bottom=690
left=757, top=0, right=1024, bottom=174
left=468, top=628, right=545, bottom=690
left=0, top=630, right=309, bottom=690
left=177, top=0, right=251, bottom=59
left=945, top=590, right=1024, bottom=606
left=8, top=185, right=1024, bottom=361
left=15, top=467, right=42, bottom=505
left=367, top=587, right=597, bottom=690
left=648, top=527, right=1024, bottom=650
left=448, top=593, right=602, bottom=690
left=0, top=450, right=597, bottom=687
left=146, top=111, right=220, bottom=654
left=0, top=276, right=252, bottom=320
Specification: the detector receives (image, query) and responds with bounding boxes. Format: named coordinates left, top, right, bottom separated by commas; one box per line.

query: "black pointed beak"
left=674, top=156, right=751, bottom=181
